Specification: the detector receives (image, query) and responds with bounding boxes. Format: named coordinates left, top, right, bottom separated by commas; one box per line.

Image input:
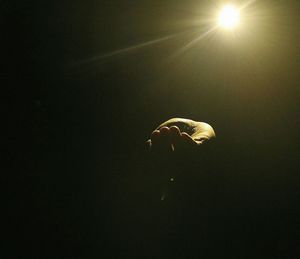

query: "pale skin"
left=147, top=118, right=216, bottom=152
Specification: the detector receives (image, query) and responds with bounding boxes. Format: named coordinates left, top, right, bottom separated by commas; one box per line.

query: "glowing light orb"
left=218, top=5, right=240, bottom=29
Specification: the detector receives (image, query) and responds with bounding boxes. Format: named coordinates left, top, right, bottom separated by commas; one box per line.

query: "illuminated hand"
left=147, top=118, right=216, bottom=152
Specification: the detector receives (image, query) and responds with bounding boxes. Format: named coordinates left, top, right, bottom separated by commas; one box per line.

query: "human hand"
left=147, top=118, right=215, bottom=152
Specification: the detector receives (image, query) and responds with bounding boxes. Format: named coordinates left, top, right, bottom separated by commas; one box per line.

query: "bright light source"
left=218, top=5, right=240, bottom=29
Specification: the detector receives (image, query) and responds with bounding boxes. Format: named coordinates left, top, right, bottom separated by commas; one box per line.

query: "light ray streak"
left=170, top=25, right=218, bottom=59
left=240, top=0, right=257, bottom=10
left=70, top=30, right=191, bottom=68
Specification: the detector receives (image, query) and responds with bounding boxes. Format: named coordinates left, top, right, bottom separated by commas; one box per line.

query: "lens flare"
left=218, top=5, right=240, bottom=29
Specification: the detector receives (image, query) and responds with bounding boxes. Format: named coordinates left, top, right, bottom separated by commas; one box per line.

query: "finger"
left=194, top=137, right=207, bottom=145
left=169, top=126, right=181, bottom=151
left=156, top=127, right=174, bottom=152
left=151, top=130, right=161, bottom=145
left=169, top=126, right=181, bottom=140
left=145, top=139, right=152, bottom=150
left=159, top=127, right=171, bottom=145
left=150, top=128, right=172, bottom=152
left=180, top=132, right=198, bottom=148
left=159, top=126, right=170, bottom=137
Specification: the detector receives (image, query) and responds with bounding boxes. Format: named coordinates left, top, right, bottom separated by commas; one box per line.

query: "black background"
left=3, top=0, right=300, bottom=258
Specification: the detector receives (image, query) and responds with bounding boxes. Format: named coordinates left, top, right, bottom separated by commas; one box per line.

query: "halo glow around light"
left=218, top=5, right=240, bottom=29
